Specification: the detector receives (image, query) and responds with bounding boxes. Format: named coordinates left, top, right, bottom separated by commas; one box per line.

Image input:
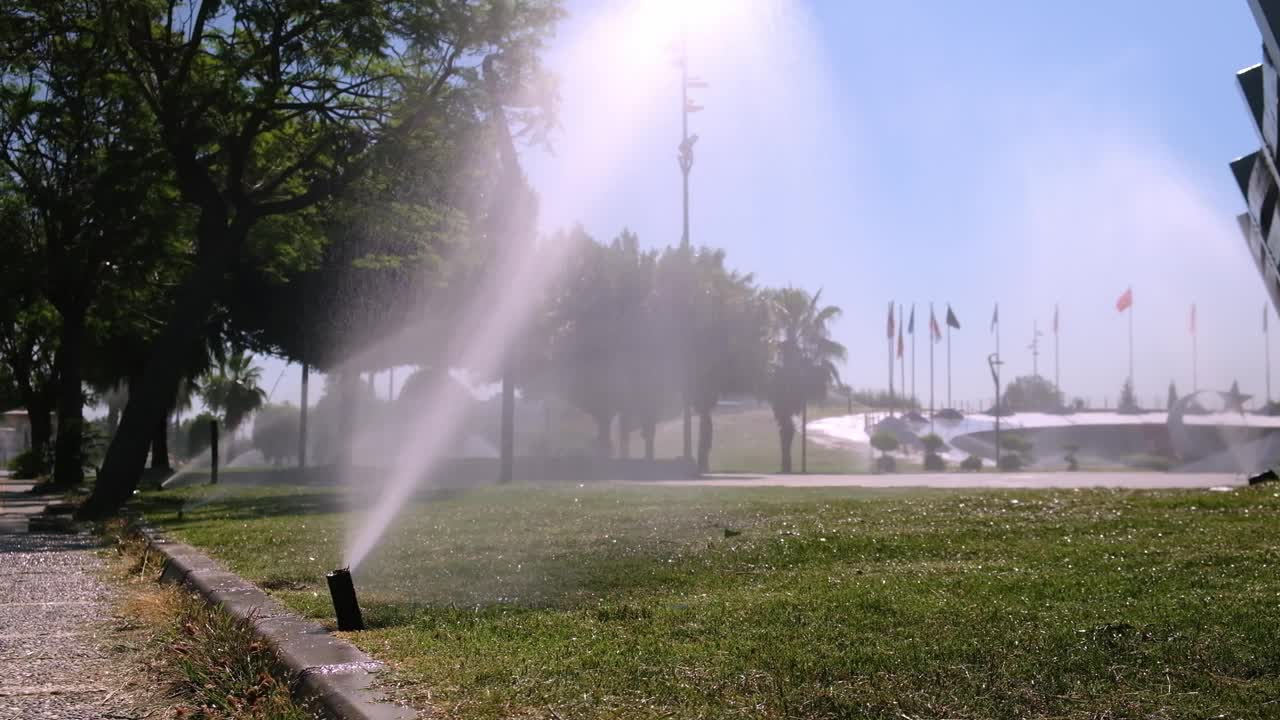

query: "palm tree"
left=764, top=288, right=846, bottom=473
left=201, top=351, right=267, bottom=433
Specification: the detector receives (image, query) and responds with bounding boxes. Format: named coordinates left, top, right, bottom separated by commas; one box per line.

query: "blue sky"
left=256, top=1, right=1272, bottom=413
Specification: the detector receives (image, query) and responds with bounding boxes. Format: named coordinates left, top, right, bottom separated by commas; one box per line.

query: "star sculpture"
left=1219, top=381, right=1252, bottom=414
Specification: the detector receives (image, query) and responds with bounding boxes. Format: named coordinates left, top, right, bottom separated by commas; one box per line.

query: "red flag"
left=1190, top=303, right=1197, bottom=335
left=930, top=308, right=942, bottom=342
left=1053, top=304, right=1059, bottom=335
left=887, top=302, right=895, bottom=339
left=1116, top=287, right=1133, bottom=313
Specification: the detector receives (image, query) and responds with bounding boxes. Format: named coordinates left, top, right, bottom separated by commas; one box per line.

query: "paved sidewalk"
left=0, top=478, right=136, bottom=719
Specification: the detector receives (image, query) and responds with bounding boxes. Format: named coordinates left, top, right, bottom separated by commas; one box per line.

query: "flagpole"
left=1054, top=310, right=1060, bottom=407
left=930, top=303, right=935, bottom=433
left=888, top=304, right=895, bottom=417
left=1192, top=304, right=1198, bottom=393
left=946, top=322, right=952, bottom=409
left=911, top=305, right=917, bottom=409
left=1128, top=299, right=1135, bottom=393
left=899, top=304, right=906, bottom=411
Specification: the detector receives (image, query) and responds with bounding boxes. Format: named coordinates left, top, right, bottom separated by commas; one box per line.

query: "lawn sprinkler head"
left=326, top=567, right=365, bottom=631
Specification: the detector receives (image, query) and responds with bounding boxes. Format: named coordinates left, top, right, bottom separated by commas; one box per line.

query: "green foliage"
left=200, top=352, right=267, bottom=432
left=920, top=433, right=947, bottom=454
left=1002, top=375, right=1062, bottom=412
left=251, top=404, right=299, bottom=467
left=1064, top=444, right=1081, bottom=472
left=875, top=454, right=897, bottom=473
left=960, top=454, right=984, bottom=471
left=923, top=453, right=947, bottom=471
left=847, top=388, right=919, bottom=410
left=998, top=453, right=1025, bottom=471
left=1118, top=378, right=1140, bottom=414
left=870, top=431, right=899, bottom=455
left=7, top=447, right=49, bottom=479
left=185, top=413, right=218, bottom=459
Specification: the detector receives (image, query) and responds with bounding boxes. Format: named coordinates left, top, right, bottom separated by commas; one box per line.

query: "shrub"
left=920, top=433, right=947, bottom=454
left=870, top=431, right=899, bottom=455
left=875, top=455, right=897, bottom=473
left=998, top=453, right=1024, bottom=471
left=185, top=413, right=219, bottom=458
left=1064, top=444, right=1080, bottom=471
left=924, top=453, right=946, bottom=471
left=7, top=447, right=50, bottom=479
left=960, top=455, right=983, bottom=472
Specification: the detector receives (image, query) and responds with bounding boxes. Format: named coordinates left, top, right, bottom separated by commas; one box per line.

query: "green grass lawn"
left=652, top=405, right=869, bottom=473
left=140, top=482, right=1280, bottom=719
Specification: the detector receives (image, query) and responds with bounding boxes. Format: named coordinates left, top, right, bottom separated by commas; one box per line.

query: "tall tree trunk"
left=19, top=384, right=52, bottom=459
left=800, top=404, right=807, bottom=474
left=642, top=421, right=655, bottom=461
left=298, top=363, right=309, bottom=469
left=79, top=224, right=234, bottom=518
left=697, top=410, right=713, bottom=474
left=150, top=414, right=171, bottom=472
left=499, top=372, right=514, bottom=483
left=593, top=414, right=613, bottom=458
left=52, top=307, right=86, bottom=486
left=777, top=414, right=795, bottom=474
left=617, top=414, right=632, bottom=459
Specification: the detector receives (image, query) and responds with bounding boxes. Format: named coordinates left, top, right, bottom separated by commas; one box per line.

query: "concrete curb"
left=139, top=526, right=417, bottom=720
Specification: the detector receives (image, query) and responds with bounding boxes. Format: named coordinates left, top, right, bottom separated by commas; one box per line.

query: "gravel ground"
left=0, top=479, right=147, bottom=720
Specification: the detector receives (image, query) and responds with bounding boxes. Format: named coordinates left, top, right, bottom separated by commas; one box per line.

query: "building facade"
left=1235, top=1, right=1280, bottom=313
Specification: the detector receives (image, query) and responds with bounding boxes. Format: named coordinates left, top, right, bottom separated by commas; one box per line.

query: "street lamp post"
left=677, top=39, right=705, bottom=462
left=987, top=353, right=1004, bottom=470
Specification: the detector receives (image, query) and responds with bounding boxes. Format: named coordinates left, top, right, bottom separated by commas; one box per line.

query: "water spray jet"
left=326, top=568, right=365, bottom=631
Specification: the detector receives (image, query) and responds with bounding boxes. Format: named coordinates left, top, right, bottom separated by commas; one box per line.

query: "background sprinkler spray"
left=326, top=568, right=364, bottom=631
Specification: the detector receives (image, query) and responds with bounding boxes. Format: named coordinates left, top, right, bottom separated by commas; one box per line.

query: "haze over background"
left=255, top=1, right=1269, bottom=413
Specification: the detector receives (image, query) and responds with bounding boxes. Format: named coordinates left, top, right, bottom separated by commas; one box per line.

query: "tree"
left=251, top=404, right=299, bottom=466
left=871, top=431, right=900, bottom=456
left=544, top=228, right=645, bottom=456
left=921, top=432, right=947, bottom=472
left=870, top=431, right=899, bottom=473
left=200, top=352, right=266, bottom=433
left=683, top=249, right=769, bottom=473
left=1118, top=378, right=1139, bottom=414
left=1001, top=375, right=1061, bottom=413
left=1167, top=381, right=1179, bottom=411
left=1, top=1, right=181, bottom=486
left=763, top=288, right=846, bottom=473
left=82, top=0, right=564, bottom=517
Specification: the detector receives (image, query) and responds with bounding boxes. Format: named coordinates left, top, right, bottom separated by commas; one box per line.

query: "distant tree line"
left=0, top=1, right=847, bottom=515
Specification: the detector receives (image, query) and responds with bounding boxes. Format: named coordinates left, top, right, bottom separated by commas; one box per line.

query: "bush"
left=7, top=447, right=50, bottom=479
left=960, top=455, right=983, bottom=472
left=875, top=455, right=897, bottom=473
left=1064, top=444, right=1080, bottom=471
left=998, top=454, right=1024, bottom=471
left=185, top=413, right=219, bottom=458
left=251, top=404, right=299, bottom=466
left=920, top=433, right=947, bottom=454
left=870, top=431, right=900, bottom=455
left=924, top=453, right=946, bottom=471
